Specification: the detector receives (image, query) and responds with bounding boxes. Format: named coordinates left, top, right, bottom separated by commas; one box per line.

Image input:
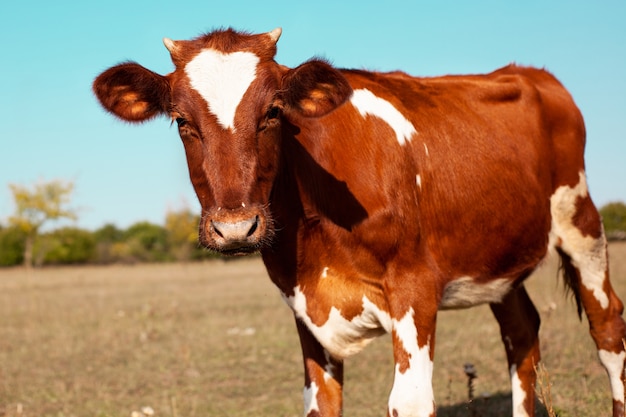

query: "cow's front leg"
left=387, top=304, right=437, bottom=417
left=295, top=318, right=344, bottom=417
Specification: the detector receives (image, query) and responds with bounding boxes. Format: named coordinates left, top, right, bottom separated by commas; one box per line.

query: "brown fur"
left=93, top=28, right=626, bottom=417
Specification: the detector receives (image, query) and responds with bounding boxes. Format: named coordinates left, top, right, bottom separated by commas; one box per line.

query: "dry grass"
left=1, top=243, right=625, bottom=417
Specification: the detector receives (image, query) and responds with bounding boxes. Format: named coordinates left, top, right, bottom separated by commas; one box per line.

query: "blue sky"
left=1, top=1, right=625, bottom=231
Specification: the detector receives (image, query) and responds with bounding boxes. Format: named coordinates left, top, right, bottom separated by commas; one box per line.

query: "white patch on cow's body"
left=321, top=267, right=329, bottom=279
left=323, top=350, right=336, bottom=382
left=423, top=143, right=429, bottom=156
left=388, top=308, right=435, bottom=417
left=282, top=287, right=391, bottom=359
left=549, top=171, right=609, bottom=309
left=510, top=365, right=530, bottom=417
left=185, top=49, right=260, bottom=131
left=598, top=349, right=626, bottom=403
left=440, top=277, right=513, bottom=309
left=416, top=174, right=422, bottom=189
left=303, top=382, right=320, bottom=415
left=350, top=88, right=417, bottom=145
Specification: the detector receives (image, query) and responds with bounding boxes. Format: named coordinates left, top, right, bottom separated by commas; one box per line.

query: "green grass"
left=1, top=243, right=625, bottom=416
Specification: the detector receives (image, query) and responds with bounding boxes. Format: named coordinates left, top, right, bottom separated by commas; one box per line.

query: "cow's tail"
left=556, top=247, right=583, bottom=320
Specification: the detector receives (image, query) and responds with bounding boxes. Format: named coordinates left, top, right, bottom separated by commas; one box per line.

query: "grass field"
left=1, top=243, right=625, bottom=417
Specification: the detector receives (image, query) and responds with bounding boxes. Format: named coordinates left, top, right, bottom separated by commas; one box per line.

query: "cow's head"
left=93, top=28, right=352, bottom=255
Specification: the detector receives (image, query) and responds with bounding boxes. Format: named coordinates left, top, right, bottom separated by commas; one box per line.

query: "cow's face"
left=93, top=28, right=352, bottom=255
left=164, top=29, right=284, bottom=255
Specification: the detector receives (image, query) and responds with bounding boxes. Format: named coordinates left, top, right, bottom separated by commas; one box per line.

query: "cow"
left=93, top=27, right=626, bottom=417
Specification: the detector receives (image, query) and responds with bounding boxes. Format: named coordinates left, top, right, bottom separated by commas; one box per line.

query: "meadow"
left=1, top=243, right=625, bottom=417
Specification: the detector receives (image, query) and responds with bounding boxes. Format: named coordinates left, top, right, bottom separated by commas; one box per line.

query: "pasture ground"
left=1, top=243, right=626, bottom=417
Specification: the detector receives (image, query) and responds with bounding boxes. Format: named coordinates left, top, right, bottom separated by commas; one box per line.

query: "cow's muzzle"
left=200, top=207, right=270, bottom=255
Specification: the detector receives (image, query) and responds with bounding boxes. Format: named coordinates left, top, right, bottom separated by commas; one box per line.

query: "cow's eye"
left=176, top=117, right=188, bottom=127
left=267, top=106, right=280, bottom=120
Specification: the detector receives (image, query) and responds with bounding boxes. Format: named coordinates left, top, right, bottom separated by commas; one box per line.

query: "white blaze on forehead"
left=351, top=88, right=417, bottom=145
left=388, top=308, right=435, bottom=417
left=185, top=49, right=260, bottom=130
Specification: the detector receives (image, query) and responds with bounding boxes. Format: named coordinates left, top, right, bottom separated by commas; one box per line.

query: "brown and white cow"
left=93, top=28, right=626, bottom=417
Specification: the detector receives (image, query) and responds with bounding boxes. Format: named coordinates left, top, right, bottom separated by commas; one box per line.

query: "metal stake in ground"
left=464, top=363, right=478, bottom=417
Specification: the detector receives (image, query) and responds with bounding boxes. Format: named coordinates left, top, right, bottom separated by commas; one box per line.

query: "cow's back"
left=298, top=65, right=584, bottom=281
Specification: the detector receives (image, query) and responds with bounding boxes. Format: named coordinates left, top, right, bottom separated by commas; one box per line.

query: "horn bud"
left=268, top=27, right=282, bottom=43
left=163, top=37, right=179, bottom=54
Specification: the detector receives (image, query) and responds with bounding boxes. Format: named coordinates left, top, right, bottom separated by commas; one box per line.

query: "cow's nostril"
left=246, top=216, right=259, bottom=237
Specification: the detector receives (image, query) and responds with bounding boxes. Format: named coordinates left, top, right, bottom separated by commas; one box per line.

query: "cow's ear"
left=280, top=59, right=352, bottom=118
left=93, top=62, right=170, bottom=122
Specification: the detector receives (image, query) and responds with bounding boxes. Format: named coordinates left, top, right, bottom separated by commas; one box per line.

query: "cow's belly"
left=440, top=276, right=513, bottom=309
left=282, top=286, right=392, bottom=359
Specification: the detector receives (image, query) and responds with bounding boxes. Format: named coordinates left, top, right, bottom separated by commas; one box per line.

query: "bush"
left=34, top=227, right=96, bottom=265
left=123, top=221, right=171, bottom=262
left=0, top=226, right=27, bottom=266
left=164, top=208, right=219, bottom=261
left=93, top=223, right=125, bottom=264
left=600, top=202, right=626, bottom=241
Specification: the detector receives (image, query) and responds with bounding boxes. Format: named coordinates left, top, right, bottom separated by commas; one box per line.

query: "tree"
left=8, top=179, right=78, bottom=267
left=600, top=201, right=626, bottom=240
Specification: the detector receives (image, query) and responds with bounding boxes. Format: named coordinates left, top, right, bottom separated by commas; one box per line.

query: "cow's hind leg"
left=558, top=244, right=626, bottom=416
left=552, top=175, right=626, bottom=416
left=490, top=285, right=541, bottom=417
